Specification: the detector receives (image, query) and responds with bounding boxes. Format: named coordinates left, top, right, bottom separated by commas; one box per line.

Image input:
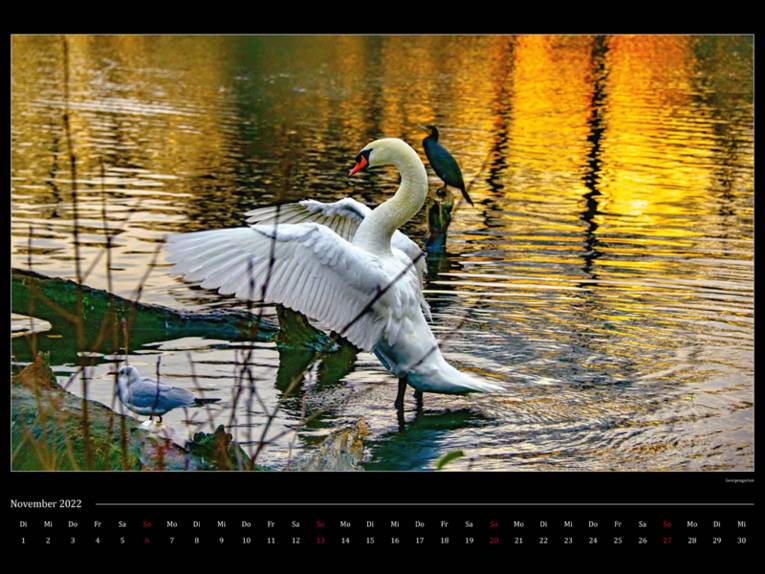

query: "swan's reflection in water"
left=366, top=409, right=486, bottom=471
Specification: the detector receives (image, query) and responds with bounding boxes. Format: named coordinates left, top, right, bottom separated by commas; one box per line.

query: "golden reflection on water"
left=508, top=35, right=593, bottom=186
left=11, top=35, right=753, bottom=470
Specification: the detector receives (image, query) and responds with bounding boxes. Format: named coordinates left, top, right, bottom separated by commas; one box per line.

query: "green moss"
left=186, top=425, right=262, bottom=471
left=10, top=353, right=261, bottom=471
left=11, top=381, right=142, bottom=470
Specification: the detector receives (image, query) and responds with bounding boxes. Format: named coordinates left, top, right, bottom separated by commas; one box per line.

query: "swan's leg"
left=158, top=415, right=163, bottom=424
left=396, top=403, right=406, bottom=432
left=394, top=377, right=407, bottom=410
left=148, top=415, right=153, bottom=422
left=414, top=390, right=424, bottom=412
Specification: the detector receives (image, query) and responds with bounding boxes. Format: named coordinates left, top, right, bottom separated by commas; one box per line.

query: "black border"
left=6, top=31, right=759, bottom=521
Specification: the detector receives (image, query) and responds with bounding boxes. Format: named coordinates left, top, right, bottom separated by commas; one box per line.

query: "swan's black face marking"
left=349, top=148, right=373, bottom=176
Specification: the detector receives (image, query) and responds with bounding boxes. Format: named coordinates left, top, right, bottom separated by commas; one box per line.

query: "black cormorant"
left=421, top=125, right=473, bottom=206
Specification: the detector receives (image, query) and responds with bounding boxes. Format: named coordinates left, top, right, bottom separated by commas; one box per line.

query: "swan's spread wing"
left=166, top=223, right=395, bottom=351
left=244, top=198, right=369, bottom=243
left=244, top=198, right=429, bottom=318
left=244, top=198, right=428, bottom=281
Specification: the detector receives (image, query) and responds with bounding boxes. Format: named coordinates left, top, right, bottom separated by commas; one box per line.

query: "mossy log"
left=11, top=268, right=331, bottom=364
left=11, top=352, right=254, bottom=471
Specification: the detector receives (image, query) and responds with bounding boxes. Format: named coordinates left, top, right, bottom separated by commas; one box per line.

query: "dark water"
left=11, top=35, right=753, bottom=470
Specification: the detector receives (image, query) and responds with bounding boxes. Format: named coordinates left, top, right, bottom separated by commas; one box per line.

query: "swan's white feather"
left=166, top=222, right=419, bottom=352
left=244, top=198, right=430, bottom=320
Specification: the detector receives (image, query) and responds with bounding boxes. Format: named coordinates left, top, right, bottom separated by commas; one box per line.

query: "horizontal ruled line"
left=95, top=502, right=755, bottom=507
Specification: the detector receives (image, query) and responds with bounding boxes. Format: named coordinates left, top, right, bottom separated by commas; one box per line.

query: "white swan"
left=165, top=138, right=502, bottom=407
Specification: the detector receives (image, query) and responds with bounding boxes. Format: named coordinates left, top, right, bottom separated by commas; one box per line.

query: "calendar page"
left=9, top=32, right=755, bottom=552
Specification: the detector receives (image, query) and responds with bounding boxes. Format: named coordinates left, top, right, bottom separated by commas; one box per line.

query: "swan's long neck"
left=353, top=145, right=428, bottom=256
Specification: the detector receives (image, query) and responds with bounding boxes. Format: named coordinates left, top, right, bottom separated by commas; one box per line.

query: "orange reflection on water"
left=599, top=35, right=721, bottom=237
left=508, top=35, right=594, bottom=184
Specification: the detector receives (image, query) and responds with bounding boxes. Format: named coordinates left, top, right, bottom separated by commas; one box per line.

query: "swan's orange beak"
left=348, top=155, right=368, bottom=176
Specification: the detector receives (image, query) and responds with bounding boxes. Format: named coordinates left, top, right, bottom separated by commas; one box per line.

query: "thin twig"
left=60, top=35, right=93, bottom=469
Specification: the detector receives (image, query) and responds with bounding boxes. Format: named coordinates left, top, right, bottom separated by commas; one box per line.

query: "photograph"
left=11, top=34, right=753, bottom=473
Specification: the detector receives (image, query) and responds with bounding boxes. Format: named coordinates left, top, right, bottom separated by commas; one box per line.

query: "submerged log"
left=11, top=268, right=343, bottom=364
